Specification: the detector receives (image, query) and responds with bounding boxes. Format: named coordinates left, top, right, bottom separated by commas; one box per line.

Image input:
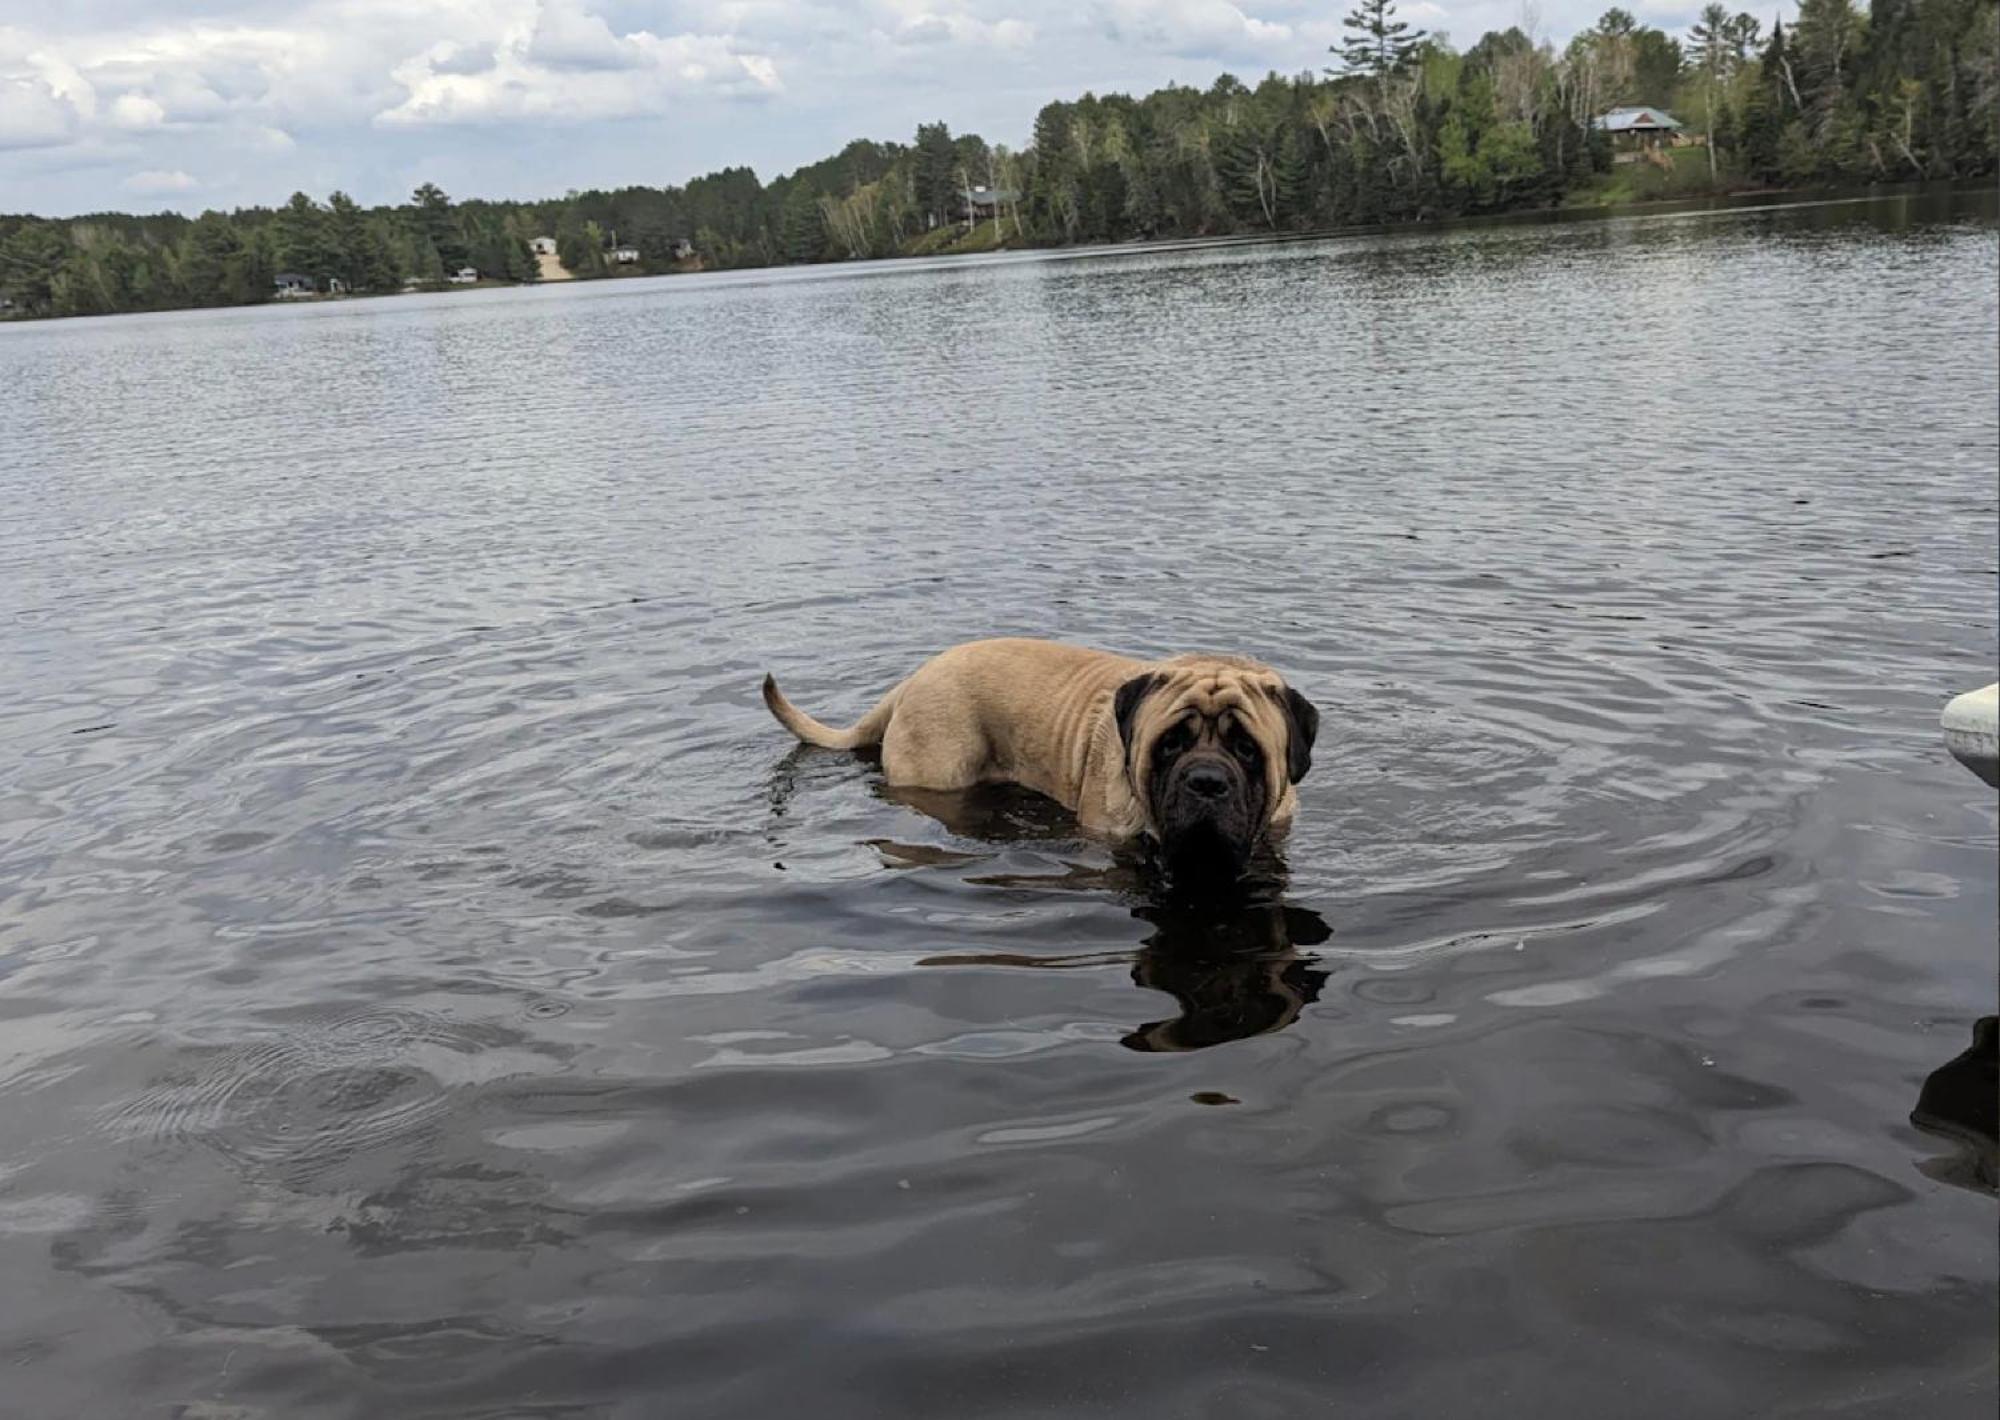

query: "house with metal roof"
left=961, top=187, right=1019, bottom=223
left=1595, top=106, right=1687, bottom=162
left=1596, top=106, right=1684, bottom=136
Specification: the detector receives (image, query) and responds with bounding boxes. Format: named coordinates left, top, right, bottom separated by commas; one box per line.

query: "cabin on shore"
left=447, top=267, right=479, bottom=285
left=273, top=272, right=315, bottom=298
left=1595, top=107, right=1688, bottom=162
left=962, top=187, right=1018, bottom=224
left=530, top=236, right=557, bottom=256
left=608, top=245, right=641, bottom=265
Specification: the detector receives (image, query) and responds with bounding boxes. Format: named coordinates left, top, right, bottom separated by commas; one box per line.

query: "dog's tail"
left=762, top=673, right=900, bottom=751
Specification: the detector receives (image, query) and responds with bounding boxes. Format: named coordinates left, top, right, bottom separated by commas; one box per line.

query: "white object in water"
left=1940, top=682, right=1999, bottom=786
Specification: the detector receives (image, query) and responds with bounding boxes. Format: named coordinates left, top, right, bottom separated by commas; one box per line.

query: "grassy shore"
left=1562, top=146, right=1741, bottom=207
left=899, top=222, right=1015, bottom=258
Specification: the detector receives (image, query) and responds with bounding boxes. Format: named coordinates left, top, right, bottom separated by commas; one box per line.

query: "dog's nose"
left=1184, top=763, right=1231, bottom=800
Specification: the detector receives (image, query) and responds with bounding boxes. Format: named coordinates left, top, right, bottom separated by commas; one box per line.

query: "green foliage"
left=1630, top=29, right=1687, bottom=105
left=1690, top=6, right=1735, bottom=80
left=407, top=183, right=469, bottom=271
left=554, top=218, right=598, bottom=279
left=0, top=222, right=66, bottom=314
left=274, top=192, right=341, bottom=287
left=778, top=182, right=827, bottom=263
left=913, top=123, right=959, bottom=230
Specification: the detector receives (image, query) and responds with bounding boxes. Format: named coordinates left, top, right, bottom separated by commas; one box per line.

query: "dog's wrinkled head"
left=1113, top=655, right=1319, bottom=885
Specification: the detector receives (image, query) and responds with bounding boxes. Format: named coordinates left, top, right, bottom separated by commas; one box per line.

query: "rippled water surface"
left=3, top=194, right=1997, bottom=1418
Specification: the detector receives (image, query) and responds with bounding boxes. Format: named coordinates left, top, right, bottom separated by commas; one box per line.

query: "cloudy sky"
left=4, top=0, right=1729, bottom=216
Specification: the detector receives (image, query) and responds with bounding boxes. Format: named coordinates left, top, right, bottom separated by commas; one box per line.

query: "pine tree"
left=780, top=184, right=824, bottom=263
left=1689, top=3, right=1732, bottom=179
left=1690, top=5, right=1733, bottom=74
left=178, top=212, right=242, bottom=306
left=408, top=183, right=469, bottom=271
left=1273, top=127, right=1310, bottom=226
left=415, top=236, right=446, bottom=287
left=913, top=123, right=958, bottom=228
left=273, top=192, right=335, bottom=287
left=359, top=221, right=401, bottom=292
left=1711, top=96, right=1740, bottom=167
left=1723, top=11, right=1763, bottom=65
left=1736, top=77, right=1784, bottom=179
left=1213, top=122, right=1272, bottom=227
left=1791, top=0, right=1862, bottom=124
left=1334, top=0, right=1427, bottom=78
left=326, top=191, right=368, bottom=290
left=0, top=222, right=67, bottom=315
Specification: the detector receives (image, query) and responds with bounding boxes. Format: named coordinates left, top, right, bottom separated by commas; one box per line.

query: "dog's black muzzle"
left=1155, top=752, right=1257, bottom=884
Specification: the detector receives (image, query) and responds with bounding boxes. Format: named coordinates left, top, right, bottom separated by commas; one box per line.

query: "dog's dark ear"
left=1114, top=674, right=1161, bottom=753
left=1279, top=686, right=1320, bottom=784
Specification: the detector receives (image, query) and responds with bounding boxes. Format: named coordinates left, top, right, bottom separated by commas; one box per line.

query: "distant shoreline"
left=3, top=179, right=1988, bottom=326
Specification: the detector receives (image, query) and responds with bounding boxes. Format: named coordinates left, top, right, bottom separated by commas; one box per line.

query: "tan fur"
left=761, top=637, right=1303, bottom=842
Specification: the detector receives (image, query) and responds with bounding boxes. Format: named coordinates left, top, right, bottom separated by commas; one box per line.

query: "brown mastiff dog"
left=762, top=637, right=1319, bottom=880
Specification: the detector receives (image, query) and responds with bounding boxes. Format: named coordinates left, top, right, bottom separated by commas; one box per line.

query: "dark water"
left=2, top=193, right=1995, bottom=1418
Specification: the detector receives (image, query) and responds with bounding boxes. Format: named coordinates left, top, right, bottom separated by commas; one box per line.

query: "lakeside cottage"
left=962, top=187, right=1018, bottom=224
left=447, top=267, right=479, bottom=285
left=530, top=236, right=557, bottom=255
left=1595, top=107, right=1687, bottom=163
left=608, top=245, right=641, bottom=264
left=273, top=272, right=314, bottom=298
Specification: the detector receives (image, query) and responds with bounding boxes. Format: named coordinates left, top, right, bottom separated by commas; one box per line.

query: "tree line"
left=2, top=0, right=1992, bottom=320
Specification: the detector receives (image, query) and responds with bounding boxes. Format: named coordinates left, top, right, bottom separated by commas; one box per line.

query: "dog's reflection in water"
left=877, top=782, right=1333, bottom=1054
left=1911, top=1015, right=1997, bottom=1194
left=1119, top=900, right=1331, bottom=1052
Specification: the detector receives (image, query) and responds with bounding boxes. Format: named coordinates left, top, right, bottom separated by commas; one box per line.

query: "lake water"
left=2, top=192, right=1996, bottom=1417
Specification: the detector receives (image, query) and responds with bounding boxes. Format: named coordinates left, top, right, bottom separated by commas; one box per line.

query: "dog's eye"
left=1155, top=722, right=1194, bottom=759
left=1226, top=725, right=1261, bottom=765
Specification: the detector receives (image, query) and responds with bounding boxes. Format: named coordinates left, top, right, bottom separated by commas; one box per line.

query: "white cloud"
left=25, top=47, right=97, bottom=120
left=897, top=13, right=953, bottom=42
left=429, top=41, right=498, bottom=77
left=122, top=166, right=196, bottom=191
left=0, top=74, right=80, bottom=149
left=889, top=11, right=1035, bottom=48
left=2, top=3, right=788, bottom=154
left=528, top=0, right=651, bottom=71
left=380, top=8, right=784, bottom=127
left=109, top=91, right=165, bottom=127
left=1091, top=0, right=1293, bottom=58
left=0, top=34, right=101, bottom=150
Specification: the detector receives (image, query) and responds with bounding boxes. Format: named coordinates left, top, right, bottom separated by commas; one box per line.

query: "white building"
left=608, top=245, right=641, bottom=265
left=530, top=236, right=557, bottom=256
left=446, top=267, right=480, bottom=285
